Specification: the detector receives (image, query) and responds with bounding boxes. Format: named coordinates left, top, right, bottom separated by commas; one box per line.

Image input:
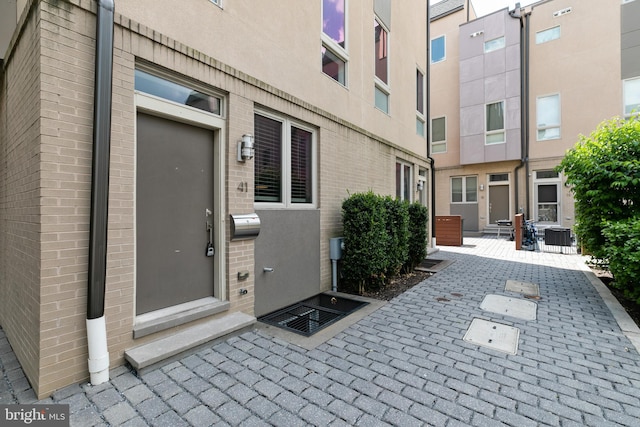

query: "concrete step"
left=125, top=311, right=255, bottom=372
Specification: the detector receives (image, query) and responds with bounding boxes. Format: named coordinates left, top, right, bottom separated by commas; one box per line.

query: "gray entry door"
left=136, top=112, right=215, bottom=315
left=489, top=184, right=509, bottom=224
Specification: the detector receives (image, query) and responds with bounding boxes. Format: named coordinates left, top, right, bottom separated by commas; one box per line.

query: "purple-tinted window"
left=323, top=0, right=345, bottom=48
left=375, top=19, right=388, bottom=84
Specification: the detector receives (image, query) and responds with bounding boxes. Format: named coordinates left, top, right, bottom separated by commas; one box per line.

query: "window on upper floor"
left=416, top=69, right=425, bottom=136
left=431, top=35, right=445, bottom=63
left=451, top=176, right=477, bottom=203
left=486, top=101, right=505, bottom=144
left=322, top=0, right=348, bottom=86
left=484, top=36, right=505, bottom=53
left=254, top=111, right=316, bottom=207
left=537, top=94, right=561, bottom=140
left=624, top=77, right=640, bottom=118
left=536, top=26, right=560, bottom=44
left=431, top=117, right=446, bottom=153
left=374, top=17, right=390, bottom=113
left=396, top=161, right=413, bottom=202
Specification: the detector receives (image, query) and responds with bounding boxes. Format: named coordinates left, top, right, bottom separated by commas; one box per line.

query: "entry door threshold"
left=125, top=311, right=255, bottom=373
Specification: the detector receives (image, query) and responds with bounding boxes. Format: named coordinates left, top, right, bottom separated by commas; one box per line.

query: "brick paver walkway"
left=2, top=236, right=640, bottom=426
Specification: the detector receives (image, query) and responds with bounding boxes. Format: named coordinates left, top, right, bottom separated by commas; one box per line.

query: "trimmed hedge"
left=341, top=191, right=428, bottom=294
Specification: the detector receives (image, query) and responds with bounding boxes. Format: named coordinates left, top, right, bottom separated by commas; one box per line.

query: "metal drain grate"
left=259, top=294, right=368, bottom=337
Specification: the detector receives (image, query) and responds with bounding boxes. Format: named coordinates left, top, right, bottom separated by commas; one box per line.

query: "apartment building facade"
left=0, top=0, right=431, bottom=397
left=430, top=0, right=639, bottom=233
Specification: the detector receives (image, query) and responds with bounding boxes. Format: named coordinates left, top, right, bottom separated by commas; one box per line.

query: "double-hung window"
left=254, top=112, right=316, bottom=206
left=431, top=116, right=446, bottom=153
left=537, top=94, right=561, bottom=140
left=374, top=17, right=390, bottom=113
left=431, top=35, right=445, bottom=63
left=416, top=69, right=425, bottom=136
left=486, top=101, right=505, bottom=144
left=451, top=176, right=477, bottom=203
left=624, top=77, right=640, bottom=118
left=322, top=0, right=348, bottom=86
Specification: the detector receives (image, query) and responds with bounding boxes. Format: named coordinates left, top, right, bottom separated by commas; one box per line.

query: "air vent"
left=553, top=7, right=572, bottom=17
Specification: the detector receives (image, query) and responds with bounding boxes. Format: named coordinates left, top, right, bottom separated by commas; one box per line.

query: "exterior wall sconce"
left=480, top=184, right=485, bottom=191
left=237, top=134, right=254, bottom=162
left=417, top=181, right=424, bottom=191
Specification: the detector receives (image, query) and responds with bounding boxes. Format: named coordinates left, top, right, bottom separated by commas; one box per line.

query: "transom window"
left=322, top=0, right=348, bottom=86
left=624, top=77, right=640, bottom=118
left=254, top=112, right=316, bottom=206
left=486, top=101, right=505, bottom=144
left=536, top=26, right=560, bottom=44
left=537, top=94, right=561, bottom=140
left=431, top=35, right=445, bottom=63
left=134, top=69, right=222, bottom=116
left=484, top=36, right=505, bottom=53
left=452, top=176, right=477, bottom=203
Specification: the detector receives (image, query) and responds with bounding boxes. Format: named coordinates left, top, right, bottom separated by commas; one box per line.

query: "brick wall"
left=1, top=0, right=430, bottom=398
left=0, top=0, right=42, bottom=393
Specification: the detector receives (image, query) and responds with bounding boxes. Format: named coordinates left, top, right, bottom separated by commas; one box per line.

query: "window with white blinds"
left=254, top=112, right=316, bottom=206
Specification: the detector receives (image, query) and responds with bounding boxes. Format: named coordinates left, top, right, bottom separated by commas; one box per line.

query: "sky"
left=431, top=0, right=538, bottom=18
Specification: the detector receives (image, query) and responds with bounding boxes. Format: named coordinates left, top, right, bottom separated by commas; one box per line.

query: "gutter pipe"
left=510, top=5, right=526, bottom=218
left=510, top=4, right=531, bottom=220
left=87, top=0, right=115, bottom=385
left=426, top=0, right=436, bottom=246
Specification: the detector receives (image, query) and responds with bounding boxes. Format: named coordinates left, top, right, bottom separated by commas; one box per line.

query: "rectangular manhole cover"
left=505, top=280, right=539, bottom=296
left=463, top=318, right=520, bottom=355
left=480, top=295, right=537, bottom=321
left=259, top=294, right=368, bottom=337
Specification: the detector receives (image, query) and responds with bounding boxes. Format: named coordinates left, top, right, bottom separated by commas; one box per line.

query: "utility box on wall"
left=435, top=215, right=463, bottom=246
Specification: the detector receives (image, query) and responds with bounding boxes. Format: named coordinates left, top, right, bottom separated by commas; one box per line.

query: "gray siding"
left=459, top=9, right=521, bottom=165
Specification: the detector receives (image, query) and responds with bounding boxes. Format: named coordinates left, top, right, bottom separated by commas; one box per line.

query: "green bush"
left=405, top=202, right=429, bottom=272
left=382, top=196, right=409, bottom=278
left=341, top=192, right=429, bottom=294
left=602, top=218, right=640, bottom=304
left=558, top=114, right=640, bottom=301
left=557, top=115, right=640, bottom=260
left=341, top=191, right=390, bottom=293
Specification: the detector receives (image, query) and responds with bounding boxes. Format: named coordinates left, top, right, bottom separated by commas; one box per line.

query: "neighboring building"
left=431, top=0, right=638, bottom=234
left=0, top=0, right=431, bottom=397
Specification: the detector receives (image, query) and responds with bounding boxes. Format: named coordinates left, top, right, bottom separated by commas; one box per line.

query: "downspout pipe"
left=524, top=10, right=531, bottom=219
left=510, top=4, right=526, bottom=218
left=426, top=0, right=436, bottom=246
left=87, top=0, right=115, bottom=386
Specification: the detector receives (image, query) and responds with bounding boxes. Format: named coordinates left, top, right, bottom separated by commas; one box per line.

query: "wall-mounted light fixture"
left=480, top=184, right=485, bottom=191
left=417, top=181, right=424, bottom=191
left=470, top=30, right=484, bottom=38
left=237, top=134, right=254, bottom=162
